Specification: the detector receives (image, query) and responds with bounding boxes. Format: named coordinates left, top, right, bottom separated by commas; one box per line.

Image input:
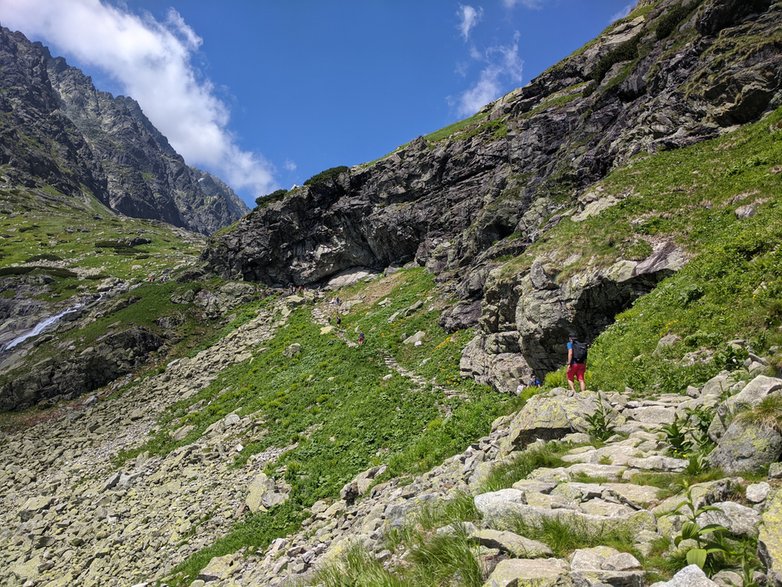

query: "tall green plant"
left=670, top=488, right=729, bottom=574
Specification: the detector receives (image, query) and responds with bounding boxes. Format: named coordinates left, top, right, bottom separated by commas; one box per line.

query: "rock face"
left=206, top=0, right=781, bottom=283
left=0, top=326, right=163, bottom=410
left=204, top=0, right=782, bottom=384
left=0, top=26, right=248, bottom=234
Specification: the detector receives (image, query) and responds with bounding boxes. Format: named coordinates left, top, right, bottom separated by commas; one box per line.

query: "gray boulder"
left=483, top=557, right=570, bottom=587
left=759, top=489, right=782, bottom=587
left=707, top=418, right=782, bottom=475
left=500, top=388, right=600, bottom=454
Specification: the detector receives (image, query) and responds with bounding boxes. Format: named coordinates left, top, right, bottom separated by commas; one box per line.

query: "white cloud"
left=283, top=160, right=297, bottom=172
left=457, top=5, right=483, bottom=41
left=610, top=3, right=634, bottom=22
left=454, top=32, right=523, bottom=117
left=0, top=0, right=275, bottom=197
left=502, top=0, right=543, bottom=9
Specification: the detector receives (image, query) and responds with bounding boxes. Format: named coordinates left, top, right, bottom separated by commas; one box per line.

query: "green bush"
left=303, top=165, right=349, bottom=187
left=255, top=188, right=288, bottom=208
left=592, top=36, right=641, bottom=82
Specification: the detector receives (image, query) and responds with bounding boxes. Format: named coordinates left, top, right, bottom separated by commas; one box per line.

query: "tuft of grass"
left=404, top=526, right=483, bottom=587
left=736, top=394, right=782, bottom=432
left=308, top=544, right=404, bottom=587
left=502, top=514, right=640, bottom=559
left=480, top=442, right=570, bottom=493
left=383, top=499, right=483, bottom=587
left=627, top=468, right=725, bottom=500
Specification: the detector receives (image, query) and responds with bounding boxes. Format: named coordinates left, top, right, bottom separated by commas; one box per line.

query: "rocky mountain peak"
left=0, top=26, right=249, bottom=234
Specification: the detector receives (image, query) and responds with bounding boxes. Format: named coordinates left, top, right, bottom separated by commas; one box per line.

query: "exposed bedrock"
left=205, top=0, right=781, bottom=287
left=203, top=0, right=782, bottom=389
left=0, top=327, right=163, bottom=411
left=465, top=241, right=688, bottom=388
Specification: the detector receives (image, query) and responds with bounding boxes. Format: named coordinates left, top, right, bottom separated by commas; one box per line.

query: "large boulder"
left=245, top=472, right=290, bottom=513
left=706, top=418, right=782, bottom=475
left=650, top=564, right=718, bottom=586
left=708, top=376, right=782, bottom=440
left=500, top=388, right=600, bottom=454
left=483, top=557, right=570, bottom=587
left=460, top=334, right=534, bottom=394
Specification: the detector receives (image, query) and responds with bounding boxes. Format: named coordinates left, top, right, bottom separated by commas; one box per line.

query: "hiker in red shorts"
left=566, top=331, right=587, bottom=392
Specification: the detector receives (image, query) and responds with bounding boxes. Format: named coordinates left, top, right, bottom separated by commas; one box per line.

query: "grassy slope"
left=0, top=185, right=202, bottom=285
left=502, top=107, right=782, bottom=392
left=0, top=185, right=241, bottom=406
left=113, top=269, right=523, bottom=584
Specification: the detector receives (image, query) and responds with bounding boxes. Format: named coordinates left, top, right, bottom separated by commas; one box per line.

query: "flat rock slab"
left=511, top=479, right=557, bottom=494
left=626, top=406, right=676, bottom=425
left=472, top=529, right=553, bottom=558
left=579, top=498, right=635, bottom=517
left=603, top=483, right=661, bottom=509
left=626, top=456, right=687, bottom=472
left=475, top=488, right=526, bottom=521
left=570, top=546, right=641, bottom=571
left=476, top=497, right=656, bottom=536
left=552, top=482, right=606, bottom=502
left=483, top=557, right=569, bottom=587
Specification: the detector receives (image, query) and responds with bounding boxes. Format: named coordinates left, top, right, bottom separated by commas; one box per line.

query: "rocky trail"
left=0, top=300, right=288, bottom=586
left=188, top=372, right=782, bottom=587
left=1, top=290, right=781, bottom=586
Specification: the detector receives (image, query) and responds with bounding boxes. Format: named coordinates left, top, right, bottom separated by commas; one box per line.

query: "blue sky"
left=0, top=0, right=635, bottom=205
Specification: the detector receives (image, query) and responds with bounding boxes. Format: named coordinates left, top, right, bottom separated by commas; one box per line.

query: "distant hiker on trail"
left=358, top=332, right=365, bottom=345
left=566, top=332, right=587, bottom=392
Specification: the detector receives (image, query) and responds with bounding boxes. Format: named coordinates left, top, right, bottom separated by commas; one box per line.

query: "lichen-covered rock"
left=650, top=564, right=718, bottom=586
left=759, top=489, right=782, bottom=587
left=500, top=388, right=600, bottom=453
left=697, top=501, right=761, bottom=538
left=708, top=376, right=782, bottom=440
left=472, top=529, right=553, bottom=559
left=706, top=418, right=782, bottom=475
left=483, top=557, right=570, bottom=587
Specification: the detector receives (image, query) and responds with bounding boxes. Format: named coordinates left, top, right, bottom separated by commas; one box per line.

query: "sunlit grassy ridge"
left=0, top=184, right=202, bottom=287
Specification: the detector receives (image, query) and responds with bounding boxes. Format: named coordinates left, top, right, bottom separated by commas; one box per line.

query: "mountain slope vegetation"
left=1, top=0, right=782, bottom=586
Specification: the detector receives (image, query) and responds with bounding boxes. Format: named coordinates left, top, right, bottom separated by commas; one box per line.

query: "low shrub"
left=304, top=165, right=349, bottom=187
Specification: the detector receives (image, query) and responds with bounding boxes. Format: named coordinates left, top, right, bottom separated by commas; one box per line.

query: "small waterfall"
left=2, top=304, right=84, bottom=351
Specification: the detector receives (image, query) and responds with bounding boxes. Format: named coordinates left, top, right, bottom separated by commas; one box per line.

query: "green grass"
left=386, top=491, right=480, bottom=553
left=155, top=269, right=520, bottom=584
left=502, top=107, right=782, bottom=393
left=308, top=544, right=405, bottom=587
left=377, top=492, right=483, bottom=587
left=626, top=469, right=725, bottom=500
left=502, top=514, right=640, bottom=560
left=0, top=186, right=202, bottom=283
left=479, top=442, right=571, bottom=493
